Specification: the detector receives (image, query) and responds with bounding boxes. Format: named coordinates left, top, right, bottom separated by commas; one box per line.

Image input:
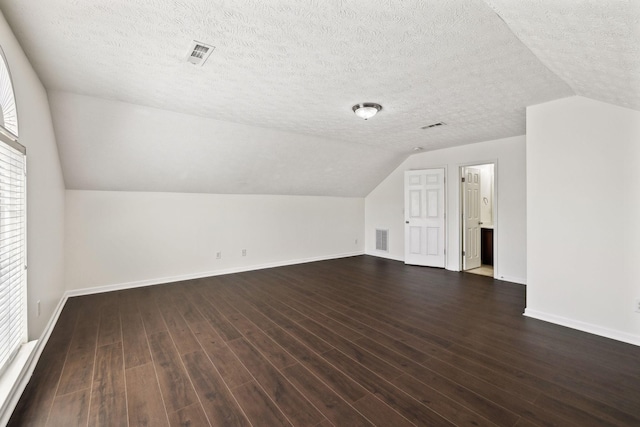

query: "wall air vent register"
left=376, top=229, right=389, bottom=252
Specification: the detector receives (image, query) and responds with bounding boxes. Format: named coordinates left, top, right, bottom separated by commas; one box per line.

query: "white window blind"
left=0, top=139, right=25, bottom=375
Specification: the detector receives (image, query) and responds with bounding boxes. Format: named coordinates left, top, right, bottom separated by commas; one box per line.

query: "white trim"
left=65, top=251, right=365, bottom=297
left=496, top=275, right=526, bottom=285
left=0, top=129, right=24, bottom=154
left=364, top=250, right=404, bottom=262
left=0, top=341, right=36, bottom=426
left=524, top=309, right=640, bottom=347
left=0, top=294, right=67, bottom=426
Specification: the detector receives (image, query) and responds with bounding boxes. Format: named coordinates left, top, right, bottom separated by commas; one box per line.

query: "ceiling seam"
left=481, top=1, right=577, bottom=99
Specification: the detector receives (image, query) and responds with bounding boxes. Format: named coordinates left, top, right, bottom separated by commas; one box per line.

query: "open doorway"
left=460, top=163, right=496, bottom=278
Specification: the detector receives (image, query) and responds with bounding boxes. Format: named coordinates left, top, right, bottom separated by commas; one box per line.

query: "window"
left=0, top=46, right=26, bottom=377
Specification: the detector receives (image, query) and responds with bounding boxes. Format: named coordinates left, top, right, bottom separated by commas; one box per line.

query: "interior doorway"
left=460, top=163, right=496, bottom=278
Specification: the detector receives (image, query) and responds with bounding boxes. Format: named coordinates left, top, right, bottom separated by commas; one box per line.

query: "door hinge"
left=461, top=177, right=465, bottom=183
left=462, top=250, right=466, bottom=256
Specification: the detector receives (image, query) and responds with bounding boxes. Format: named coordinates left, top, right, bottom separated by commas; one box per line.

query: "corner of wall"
left=0, top=9, right=66, bottom=340
left=526, top=95, right=640, bottom=344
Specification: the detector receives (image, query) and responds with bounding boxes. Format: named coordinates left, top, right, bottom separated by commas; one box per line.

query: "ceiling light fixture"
left=352, top=103, right=382, bottom=120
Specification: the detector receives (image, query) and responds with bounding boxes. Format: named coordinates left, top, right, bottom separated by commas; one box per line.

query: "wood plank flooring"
left=8, top=256, right=640, bottom=426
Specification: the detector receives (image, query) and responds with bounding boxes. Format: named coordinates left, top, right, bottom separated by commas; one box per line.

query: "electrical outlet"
left=242, top=249, right=247, bottom=256
left=216, top=252, right=222, bottom=259
left=355, top=238, right=358, bottom=245
left=635, top=298, right=640, bottom=313
left=37, top=300, right=41, bottom=317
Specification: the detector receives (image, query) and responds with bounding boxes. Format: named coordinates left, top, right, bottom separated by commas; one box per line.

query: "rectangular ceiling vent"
left=186, top=41, right=215, bottom=66
left=421, top=122, right=446, bottom=130
left=376, top=229, right=389, bottom=252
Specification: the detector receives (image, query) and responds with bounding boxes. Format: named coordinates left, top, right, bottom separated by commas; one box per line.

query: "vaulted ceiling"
left=0, top=0, right=637, bottom=196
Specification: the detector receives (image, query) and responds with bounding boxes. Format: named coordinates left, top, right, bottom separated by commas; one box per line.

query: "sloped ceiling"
left=485, top=0, right=640, bottom=111
left=47, top=91, right=407, bottom=197
left=0, top=0, right=636, bottom=196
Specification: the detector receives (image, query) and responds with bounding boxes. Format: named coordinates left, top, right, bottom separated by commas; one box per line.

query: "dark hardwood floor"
left=8, top=256, right=640, bottom=426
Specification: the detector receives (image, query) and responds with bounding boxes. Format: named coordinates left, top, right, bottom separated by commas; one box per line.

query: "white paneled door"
left=404, top=169, right=446, bottom=268
left=463, top=167, right=481, bottom=270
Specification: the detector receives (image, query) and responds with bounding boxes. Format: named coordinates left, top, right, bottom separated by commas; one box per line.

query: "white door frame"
left=458, top=160, right=498, bottom=278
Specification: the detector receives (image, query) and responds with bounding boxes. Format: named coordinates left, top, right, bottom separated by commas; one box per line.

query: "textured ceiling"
left=485, top=0, right=640, bottom=111
left=48, top=91, right=406, bottom=196
left=0, top=0, right=634, bottom=196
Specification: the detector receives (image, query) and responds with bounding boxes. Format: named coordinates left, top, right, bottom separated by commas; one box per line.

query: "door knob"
left=405, top=221, right=409, bottom=224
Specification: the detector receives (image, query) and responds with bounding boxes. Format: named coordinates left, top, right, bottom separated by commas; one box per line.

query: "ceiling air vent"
left=421, top=122, right=446, bottom=130
left=186, top=41, right=215, bottom=66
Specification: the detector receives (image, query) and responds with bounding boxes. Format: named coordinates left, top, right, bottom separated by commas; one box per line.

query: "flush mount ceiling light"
left=352, top=103, right=382, bottom=120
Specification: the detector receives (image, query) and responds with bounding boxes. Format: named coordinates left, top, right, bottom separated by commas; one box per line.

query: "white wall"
left=365, top=136, right=526, bottom=284
left=526, top=96, right=640, bottom=345
left=0, top=11, right=66, bottom=339
left=65, top=191, right=364, bottom=291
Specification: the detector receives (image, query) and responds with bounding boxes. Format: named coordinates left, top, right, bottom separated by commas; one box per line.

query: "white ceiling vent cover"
left=186, top=41, right=215, bottom=66
left=376, top=229, right=389, bottom=252
left=421, top=122, right=446, bottom=130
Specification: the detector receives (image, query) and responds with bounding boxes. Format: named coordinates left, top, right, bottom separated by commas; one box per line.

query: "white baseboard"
left=524, top=308, right=640, bottom=347
left=364, top=252, right=528, bottom=286
left=364, top=251, right=404, bottom=262
left=496, top=274, right=526, bottom=285
left=0, top=294, right=68, bottom=426
left=66, top=251, right=365, bottom=297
